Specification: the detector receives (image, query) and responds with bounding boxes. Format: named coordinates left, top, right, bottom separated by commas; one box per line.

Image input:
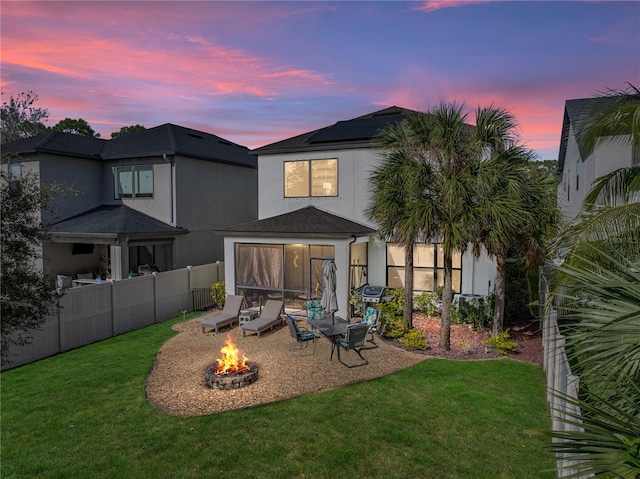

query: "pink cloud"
left=412, top=1, right=491, bottom=12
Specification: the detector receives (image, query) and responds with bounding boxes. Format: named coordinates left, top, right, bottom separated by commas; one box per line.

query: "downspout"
left=163, top=154, right=175, bottom=226
left=347, top=235, right=357, bottom=320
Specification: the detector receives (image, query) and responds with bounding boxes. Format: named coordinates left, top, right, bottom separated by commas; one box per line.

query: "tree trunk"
left=492, top=253, right=507, bottom=336
left=439, top=253, right=453, bottom=350
left=404, top=243, right=414, bottom=329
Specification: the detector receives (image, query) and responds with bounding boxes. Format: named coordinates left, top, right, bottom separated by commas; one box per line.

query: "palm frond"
left=584, top=166, right=640, bottom=210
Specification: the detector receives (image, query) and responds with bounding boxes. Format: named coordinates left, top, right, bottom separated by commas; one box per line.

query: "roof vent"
left=218, top=140, right=232, bottom=146
left=187, top=133, right=204, bottom=140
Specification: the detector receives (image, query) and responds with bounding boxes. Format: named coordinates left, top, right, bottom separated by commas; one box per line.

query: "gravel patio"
left=146, top=313, right=426, bottom=417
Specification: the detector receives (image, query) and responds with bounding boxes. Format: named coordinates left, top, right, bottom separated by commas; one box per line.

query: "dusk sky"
left=2, top=1, right=638, bottom=160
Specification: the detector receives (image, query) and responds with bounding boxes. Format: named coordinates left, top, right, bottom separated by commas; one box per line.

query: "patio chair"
left=285, top=314, right=320, bottom=356
left=306, top=299, right=324, bottom=321
left=363, top=306, right=381, bottom=348
left=241, top=300, right=284, bottom=338
left=335, top=322, right=369, bottom=368
left=201, top=294, right=243, bottom=333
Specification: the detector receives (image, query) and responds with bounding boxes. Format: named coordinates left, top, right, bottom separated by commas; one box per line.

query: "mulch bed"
left=395, top=311, right=544, bottom=364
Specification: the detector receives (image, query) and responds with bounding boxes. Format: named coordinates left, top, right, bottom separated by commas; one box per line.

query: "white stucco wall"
left=256, top=148, right=496, bottom=297
left=258, top=148, right=381, bottom=226
left=558, top=129, right=632, bottom=221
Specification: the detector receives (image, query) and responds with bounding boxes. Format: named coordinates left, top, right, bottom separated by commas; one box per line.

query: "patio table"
left=307, top=316, right=350, bottom=361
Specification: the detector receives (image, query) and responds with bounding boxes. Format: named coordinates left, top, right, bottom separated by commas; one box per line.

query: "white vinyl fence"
left=3, top=262, right=224, bottom=371
left=540, top=272, right=585, bottom=478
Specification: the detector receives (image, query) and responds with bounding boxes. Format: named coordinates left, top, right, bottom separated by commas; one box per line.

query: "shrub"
left=450, top=303, right=462, bottom=324
left=210, top=281, right=226, bottom=308
left=459, top=297, right=489, bottom=331
left=399, top=328, right=427, bottom=350
left=483, top=330, right=517, bottom=355
left=414, top=291, right=442, bottom=317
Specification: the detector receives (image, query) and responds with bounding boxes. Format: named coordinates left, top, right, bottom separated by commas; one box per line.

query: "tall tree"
left=52, top=118, right=100, bottom=137
left=110, top=124, right=146, bottom=138
left=0, top=154, right=61, bottom=365
left=0, top=91, right=49, bottom=143
left=542, top=83, right=640, bottom=478
left=472, top=146, right=559, bottom=334
left=368, top=120, right=425, bottom=328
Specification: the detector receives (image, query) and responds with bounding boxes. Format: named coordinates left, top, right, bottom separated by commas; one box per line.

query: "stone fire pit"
left=205, top=361, right=259, bottom=390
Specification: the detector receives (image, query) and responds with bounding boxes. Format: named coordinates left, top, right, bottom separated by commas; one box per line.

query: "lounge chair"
left=201, top=295, right=244, bottom=333
left=241, top=300, right=284, bottom=338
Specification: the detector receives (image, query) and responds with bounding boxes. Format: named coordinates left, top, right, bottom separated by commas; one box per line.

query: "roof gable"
left=214, top=206, right=375, bottom=238
left=557, top=96, right=626, bottom=172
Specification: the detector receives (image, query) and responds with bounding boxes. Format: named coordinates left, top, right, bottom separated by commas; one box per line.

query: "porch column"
left=110, top=245, right=123, bottom=281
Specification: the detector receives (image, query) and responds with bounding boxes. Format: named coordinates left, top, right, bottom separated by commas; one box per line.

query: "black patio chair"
left=335, top=322, right=369, bottom=368
left=285, top=314, right=320, bottom=356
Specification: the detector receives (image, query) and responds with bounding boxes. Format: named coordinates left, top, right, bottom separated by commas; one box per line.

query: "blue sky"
left=2, top=1, right=638, bottom=159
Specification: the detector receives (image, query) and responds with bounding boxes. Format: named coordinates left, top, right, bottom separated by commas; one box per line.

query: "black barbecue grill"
left=354, top=285, right=393, bottom=303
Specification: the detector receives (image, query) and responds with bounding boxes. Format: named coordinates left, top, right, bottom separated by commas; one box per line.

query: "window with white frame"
left=284, top=159, right=337, bottom=197
left=114, top=165, right=153, bottom=199
left=8, top=163, right=21, bottom=180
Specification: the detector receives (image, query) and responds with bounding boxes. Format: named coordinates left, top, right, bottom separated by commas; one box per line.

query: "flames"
left=215, top=334, right=250, bottom=376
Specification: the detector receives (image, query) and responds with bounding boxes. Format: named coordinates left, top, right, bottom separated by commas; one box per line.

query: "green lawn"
left=1, top=314, right=554, bottom=478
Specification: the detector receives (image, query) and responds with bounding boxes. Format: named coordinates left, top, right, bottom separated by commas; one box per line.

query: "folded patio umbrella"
left=321, top=259, right=338, bottom=323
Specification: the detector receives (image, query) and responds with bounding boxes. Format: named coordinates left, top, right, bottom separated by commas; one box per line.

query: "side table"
left=239, top=310, right=259, bottom=325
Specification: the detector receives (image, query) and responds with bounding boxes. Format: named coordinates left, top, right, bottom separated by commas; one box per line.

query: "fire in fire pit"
left=205, top=335, right=259, bottom=390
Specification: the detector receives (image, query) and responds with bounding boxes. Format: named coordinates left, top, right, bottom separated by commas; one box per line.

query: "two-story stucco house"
left=217, top=106, right=496, bottom=319
left=557, top=95, right=639, bottom=220
left=3, top=124, right=257, bottom=283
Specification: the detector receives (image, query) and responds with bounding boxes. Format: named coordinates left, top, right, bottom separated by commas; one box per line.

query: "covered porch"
left=216, top=206, right=375, bottom=320
left=44, top=205, right=188, bottom=284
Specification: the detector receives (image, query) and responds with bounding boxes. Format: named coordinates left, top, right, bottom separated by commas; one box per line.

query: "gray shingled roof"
left=557, top=96, right=626, bottom=173
left=2, top=131, right=106, bottom=159
left=214, top=206, right=375, bottom=238
left=103, top=124, right=256, bottom=168
left=252, top=106, right=418, bottom=155
left=3, top=124, right=256, bottom=168
left=46, top=205, right=188, bottom=239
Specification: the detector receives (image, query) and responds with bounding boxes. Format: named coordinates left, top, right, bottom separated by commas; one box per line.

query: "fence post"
left=187, top=265, right=193, bottom=312
left=153, top=271, right=158, bottom=323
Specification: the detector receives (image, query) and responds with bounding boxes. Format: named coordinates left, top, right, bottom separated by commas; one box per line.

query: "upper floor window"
left=8, top=163, right=21, bottom=180
left=284, top=159, right=337, bottom=197
left=576, top=160, right=580, bottom=191
left=114, top=165, right=153, bottom=199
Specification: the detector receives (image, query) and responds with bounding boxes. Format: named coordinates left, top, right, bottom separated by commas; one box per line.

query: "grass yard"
left=1, top=314, right=554, bottom=478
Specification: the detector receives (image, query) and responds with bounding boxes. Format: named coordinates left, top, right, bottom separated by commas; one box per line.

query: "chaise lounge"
left=201, top=295, right=244, bottom=333
left=241, top=300, right=284, bottom=338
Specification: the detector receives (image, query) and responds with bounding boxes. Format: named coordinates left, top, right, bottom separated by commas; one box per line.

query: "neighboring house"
left=557, top=96, right=639, bottom=220
left=3, top=124, right=257, bottom=283
left=217, top=106, right=496, bottom=319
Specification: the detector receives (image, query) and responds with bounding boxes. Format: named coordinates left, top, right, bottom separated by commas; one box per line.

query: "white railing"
left=2, top=262, right=224, bottom=371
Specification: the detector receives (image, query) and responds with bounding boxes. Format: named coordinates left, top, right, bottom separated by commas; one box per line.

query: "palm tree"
left=543, top=84, right=640, bottom=477
left=402, top=103, right=476, bottom=350
left=367, top=121, right=423, bottom=328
